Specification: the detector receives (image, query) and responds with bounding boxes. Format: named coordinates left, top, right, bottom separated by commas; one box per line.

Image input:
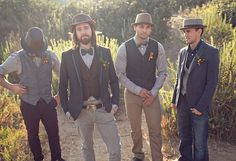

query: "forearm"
left=150, top=72, right=167, bottom=96
left=0, top=76, right=14, bottom=92
left=196, top=50, right=219, bottom=111
left=109, top=75, right=120, bottom=106
left=171, top=50, right=182, bottom=104
left=151, top=43, right=167, bottom=96
left=59, top=54, right=69, bottom=113
left=119, top=75, right=142, bottom=95
left=115, top=43, right=142, bottom=95
left=59, top=86, right=69, bottom=113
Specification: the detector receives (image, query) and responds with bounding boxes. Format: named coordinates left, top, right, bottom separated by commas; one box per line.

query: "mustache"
left=81, top=34, right=89, bottom=38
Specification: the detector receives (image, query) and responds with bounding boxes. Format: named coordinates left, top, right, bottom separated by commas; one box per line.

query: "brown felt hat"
left=71, top=13, right=96, bottom=29
left=131, top=13, right=154, bottom=26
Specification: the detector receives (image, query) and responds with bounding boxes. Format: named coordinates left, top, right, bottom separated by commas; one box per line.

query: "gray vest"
left=181, top=54, right=195, bottom=95
left=19, top=51, right=53, bottom=105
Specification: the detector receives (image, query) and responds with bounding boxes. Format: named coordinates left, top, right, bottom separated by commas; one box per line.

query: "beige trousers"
left=124, top=89, right=163, bottom=161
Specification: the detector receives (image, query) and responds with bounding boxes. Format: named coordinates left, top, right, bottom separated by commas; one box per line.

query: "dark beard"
left=79, top=36, right=92, bottom=45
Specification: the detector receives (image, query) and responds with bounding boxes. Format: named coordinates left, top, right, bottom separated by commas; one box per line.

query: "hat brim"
left=70, top=20, right=96, bottom=29
left=21, top=37, right=48, bottom=54
left=131, top=22, right=154, bottom=26
left=180, top=25, right=207, bottom=30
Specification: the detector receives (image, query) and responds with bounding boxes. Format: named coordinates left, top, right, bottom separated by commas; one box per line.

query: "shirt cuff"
left=112, top=104, right=119, bottom=110
left=150, top=89, right=159, bottom=97
left=134, top=86, right=142, bottom=95
left=0, top=68, right=6, bottom=76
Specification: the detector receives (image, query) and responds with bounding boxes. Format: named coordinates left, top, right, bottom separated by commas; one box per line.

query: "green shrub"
left=160, top=60, right=178, bottom=138
left=0, top=88, right=31, bottom=160
left=0, top=128, right=31, bottom=161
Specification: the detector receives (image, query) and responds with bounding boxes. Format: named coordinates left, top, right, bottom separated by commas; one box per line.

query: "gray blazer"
left=172, top=40, right=219, bottom=113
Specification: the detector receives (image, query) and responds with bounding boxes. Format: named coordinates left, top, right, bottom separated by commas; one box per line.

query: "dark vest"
left=78, top=52, right=101, bottom=101
left=125, top=38, right=158, bottom=90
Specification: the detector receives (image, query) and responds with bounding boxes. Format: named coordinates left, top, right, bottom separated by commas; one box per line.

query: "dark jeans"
left=177, top=95, right=209, bottom=161
left=20, top=98, right=62, bottom=161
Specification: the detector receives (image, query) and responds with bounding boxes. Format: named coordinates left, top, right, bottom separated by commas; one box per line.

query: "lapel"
left=179, top=48, right=188, bottom=79
left=94, top=46, right=103, bottom=87
left=71, top=48, right=82, bottom=87
left=189, top=41, right=206, bottom=73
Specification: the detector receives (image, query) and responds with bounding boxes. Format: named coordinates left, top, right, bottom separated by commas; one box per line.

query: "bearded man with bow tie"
left=59, top=13, right=121, bottom=161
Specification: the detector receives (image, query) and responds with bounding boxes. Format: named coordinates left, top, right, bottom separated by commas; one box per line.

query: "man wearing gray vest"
left=0, top=27, right=65, bottom=161
left=172, top=18, right=219, bottom=161
left=59, top=13, right=121, bottom=161
left=115, top=13, right=167, bottom=161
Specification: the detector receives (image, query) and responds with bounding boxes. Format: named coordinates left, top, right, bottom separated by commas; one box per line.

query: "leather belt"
left=83, top=104, right=102, bottom=111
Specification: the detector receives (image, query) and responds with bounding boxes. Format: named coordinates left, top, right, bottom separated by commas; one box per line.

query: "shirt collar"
left=187, top=39, right=202, bottom=53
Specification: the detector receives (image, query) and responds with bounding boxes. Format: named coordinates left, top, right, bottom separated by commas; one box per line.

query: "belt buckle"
left=87, top=105, right=96, bottom=112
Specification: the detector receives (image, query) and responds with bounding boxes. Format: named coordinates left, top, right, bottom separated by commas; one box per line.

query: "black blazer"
left=59, top=46, right=119, bottom=120
left=172, top=41, right=219, bottom=113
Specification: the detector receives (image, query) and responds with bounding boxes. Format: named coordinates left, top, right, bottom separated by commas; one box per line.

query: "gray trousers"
left=75, top=108, right=121, bottom=161
left=124, top=89, right=163, bottom=161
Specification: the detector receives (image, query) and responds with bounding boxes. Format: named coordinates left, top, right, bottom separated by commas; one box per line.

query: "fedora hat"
left=180, top=18, right=207, bottom=30
left=131, top=13, right=154, bottom=26
left=21, top=27, right=48, bottom=54
left=71, top=13, right=95, bottom=29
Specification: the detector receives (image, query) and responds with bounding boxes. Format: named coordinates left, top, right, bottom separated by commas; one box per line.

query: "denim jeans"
left=177, top=94, right=209, bottom=161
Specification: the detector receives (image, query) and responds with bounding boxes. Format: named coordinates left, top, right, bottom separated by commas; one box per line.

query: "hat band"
left=182, top=24, right=206, bottom=29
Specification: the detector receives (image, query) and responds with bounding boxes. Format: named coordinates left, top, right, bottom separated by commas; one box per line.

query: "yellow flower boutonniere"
left=148, top=52, right=154, bottom=61
left=42, top=56, right=49, bottom=64
left=196, top=56, right=205, bottom=65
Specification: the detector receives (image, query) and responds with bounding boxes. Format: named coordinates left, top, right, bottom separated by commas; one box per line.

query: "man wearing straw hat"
left=0, top=27, right=65, bottom=161
left=172, top=18, right=219, bottom=161
left=59, top=13, right=121, bottom=161
left=115, top=13, right=167, bottom=161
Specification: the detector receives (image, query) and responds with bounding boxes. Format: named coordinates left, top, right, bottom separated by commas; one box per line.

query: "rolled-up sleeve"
left=0, top=53, right=21, bottom=76
left=150, top=43, right=168, bottom=96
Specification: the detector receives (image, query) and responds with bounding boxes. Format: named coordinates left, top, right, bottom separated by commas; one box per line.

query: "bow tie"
left=81, top=48, right=94, bottom=56
left=137, top=41, right=148, bottom=47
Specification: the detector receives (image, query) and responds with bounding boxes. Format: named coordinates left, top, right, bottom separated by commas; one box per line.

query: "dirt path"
left=41, top=106, right=236, bottom=161
left=55, top=107, right=155, bottom=161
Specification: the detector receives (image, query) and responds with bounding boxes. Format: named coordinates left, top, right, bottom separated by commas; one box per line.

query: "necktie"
left=81, top=48, right=93, bottom=56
